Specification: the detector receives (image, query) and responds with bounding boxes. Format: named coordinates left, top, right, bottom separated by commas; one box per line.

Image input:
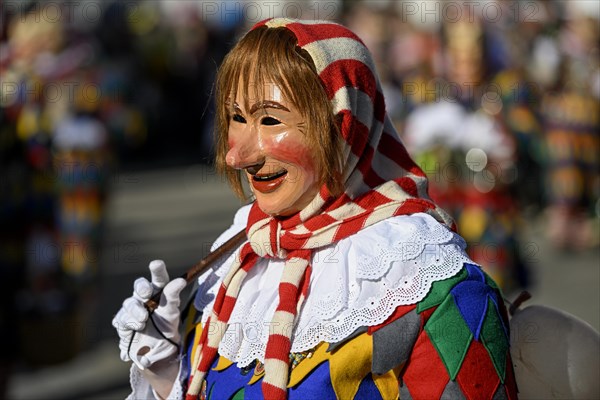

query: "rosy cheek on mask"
left=263, top=131, right=316, bottom=181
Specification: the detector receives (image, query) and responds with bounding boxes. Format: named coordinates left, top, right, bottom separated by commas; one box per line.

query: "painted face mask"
left=225, top=81, right=320, bottom=217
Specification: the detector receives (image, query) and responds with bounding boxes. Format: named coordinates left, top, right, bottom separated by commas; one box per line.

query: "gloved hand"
left=112, top=260, right=187, bottom=371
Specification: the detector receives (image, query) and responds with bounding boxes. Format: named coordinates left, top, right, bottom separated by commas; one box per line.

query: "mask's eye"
left=232, top=114, right=246, bottom=123
left=261, top=117, right=281, bottom=126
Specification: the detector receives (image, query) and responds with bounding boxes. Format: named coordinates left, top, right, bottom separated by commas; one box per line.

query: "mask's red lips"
left=250, top=169, right=287, bottom=193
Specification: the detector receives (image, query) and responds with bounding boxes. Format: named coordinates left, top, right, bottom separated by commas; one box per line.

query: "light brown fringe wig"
left=214, top=26, right=344, bottom=201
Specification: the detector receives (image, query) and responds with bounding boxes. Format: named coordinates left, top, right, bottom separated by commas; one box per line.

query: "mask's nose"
left=225, top=124, right=265, bottom=172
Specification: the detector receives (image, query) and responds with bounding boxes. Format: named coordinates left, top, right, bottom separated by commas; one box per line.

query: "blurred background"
left=0, top=0, right=598, bottom=398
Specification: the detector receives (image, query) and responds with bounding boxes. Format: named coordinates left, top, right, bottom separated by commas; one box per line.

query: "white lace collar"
left=194, top=206, right=470, bottom=367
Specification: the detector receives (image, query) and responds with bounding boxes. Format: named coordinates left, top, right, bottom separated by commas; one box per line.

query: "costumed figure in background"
left=0, top=6, right=89, bottom=365
left=52, top=74, right=111, bottom=282
left=113, top=19, right=518, bottom=399
left=536, top=3, right=600, bottom=250
left=402, top=16, right=531, bottom=293
left=0, top=2, right=146, bottom=371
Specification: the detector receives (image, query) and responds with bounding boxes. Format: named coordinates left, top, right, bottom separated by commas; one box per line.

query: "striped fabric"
left=186, top=19, right=453, bottom=400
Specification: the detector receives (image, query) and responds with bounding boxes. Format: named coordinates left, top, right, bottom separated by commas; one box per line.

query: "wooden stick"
left=508, top=290, right=532, bottom=316
left=145, top=229, right=246, bottom=311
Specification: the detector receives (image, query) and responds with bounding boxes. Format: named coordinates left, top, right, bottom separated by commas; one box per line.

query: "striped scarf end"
left=186, top=372, right=205, bottom=398
left=261, top=381, right=287, bottom=400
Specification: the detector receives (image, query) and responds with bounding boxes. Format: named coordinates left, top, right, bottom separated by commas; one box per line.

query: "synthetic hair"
left=214, top=26, right=343, bottom=200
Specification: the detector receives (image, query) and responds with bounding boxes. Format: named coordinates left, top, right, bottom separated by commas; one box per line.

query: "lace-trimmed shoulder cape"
left=194, top=205, right=470, bottom=367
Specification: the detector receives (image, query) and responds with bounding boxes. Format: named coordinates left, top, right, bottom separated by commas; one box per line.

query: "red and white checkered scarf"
left=186, top=18, right=453, bottom=400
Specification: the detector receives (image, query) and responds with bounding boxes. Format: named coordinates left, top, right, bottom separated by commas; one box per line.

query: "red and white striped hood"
left=247, top=18, right=453, bottom=257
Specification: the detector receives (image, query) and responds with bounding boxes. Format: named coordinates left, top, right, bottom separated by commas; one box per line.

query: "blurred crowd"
left=0, top=0, right=598, bottom=395
left=345, top=0, right=599, bottom=270
left=0, top=0, right=242, bottom=392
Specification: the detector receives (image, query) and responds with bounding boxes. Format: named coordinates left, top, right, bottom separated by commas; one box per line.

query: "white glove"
left=112, top=260, right=187, bottom=371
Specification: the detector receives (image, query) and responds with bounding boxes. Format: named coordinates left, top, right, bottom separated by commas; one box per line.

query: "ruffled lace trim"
left=195, top=210, right=471, bottom=367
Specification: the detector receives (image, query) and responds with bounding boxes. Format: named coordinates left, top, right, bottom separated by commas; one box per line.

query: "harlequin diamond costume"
left=125, top=19, right=518, bottom=400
